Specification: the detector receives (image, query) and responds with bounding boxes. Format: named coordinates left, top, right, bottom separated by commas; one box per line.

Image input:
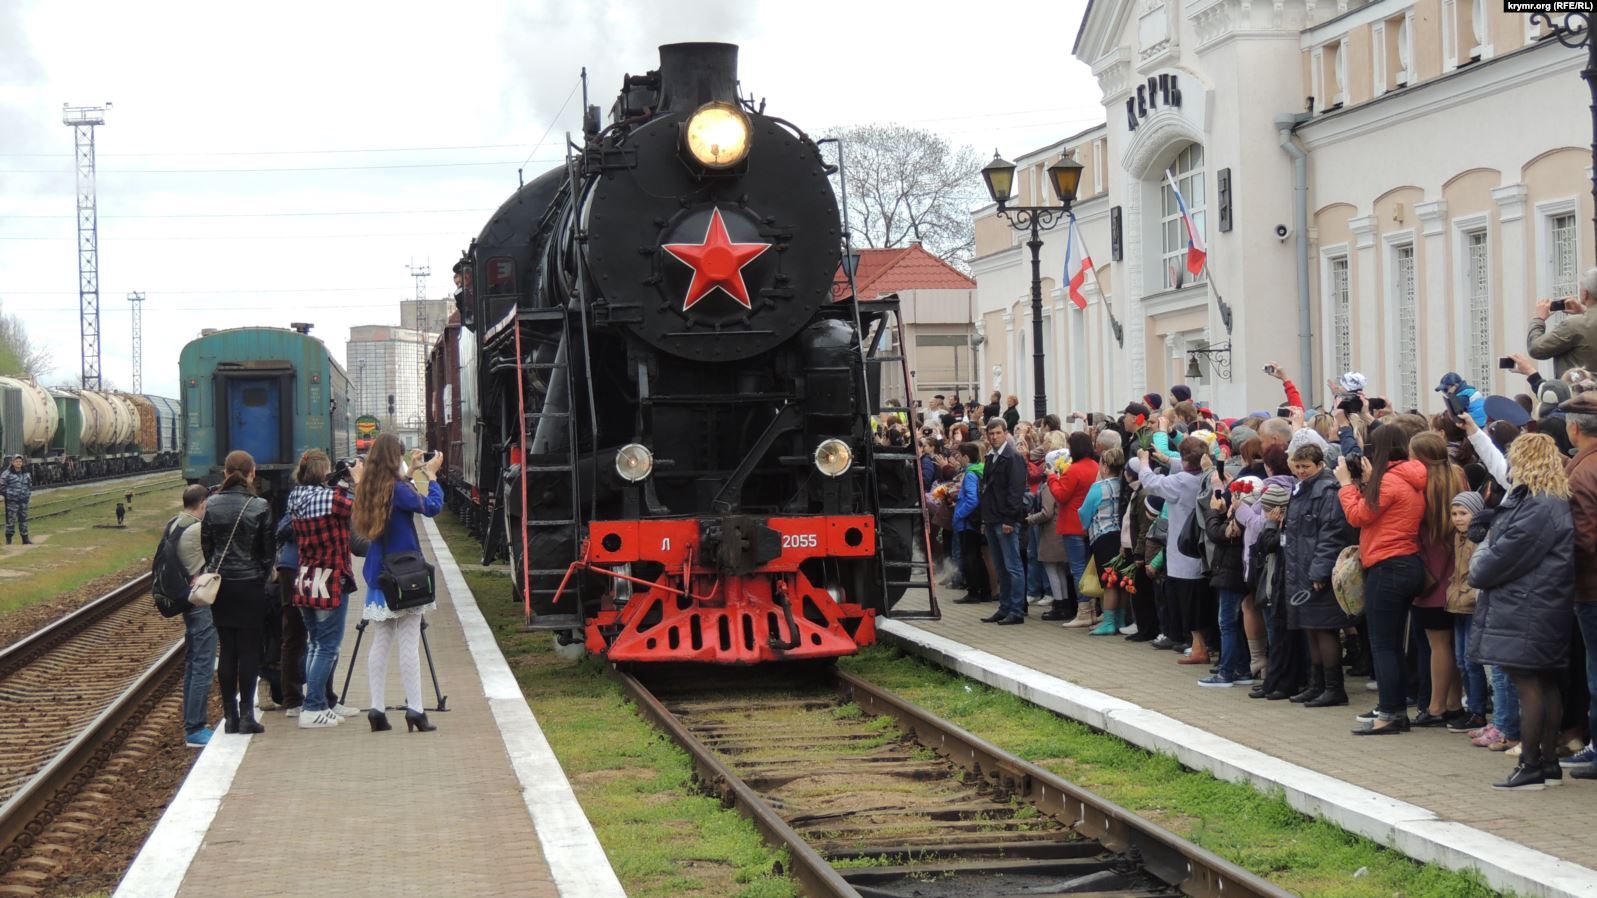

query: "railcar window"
left=242, top=387, right=269, bottom=407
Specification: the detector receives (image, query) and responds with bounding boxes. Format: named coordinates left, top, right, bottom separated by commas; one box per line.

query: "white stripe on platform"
left=422, top=518, right=627, bottom=898
left=112, top=729, right=252, bottom=898
left=878, top=618, right=1597, bottom=898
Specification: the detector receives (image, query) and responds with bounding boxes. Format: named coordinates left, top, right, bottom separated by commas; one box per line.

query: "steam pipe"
left=1276, top=112, right=1313, bottom=407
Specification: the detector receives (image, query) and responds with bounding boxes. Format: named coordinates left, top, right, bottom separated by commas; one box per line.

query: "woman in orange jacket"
left=1046, top=431, right=1100, bottom=626
left=1335, top=424, right=1430, bottom=735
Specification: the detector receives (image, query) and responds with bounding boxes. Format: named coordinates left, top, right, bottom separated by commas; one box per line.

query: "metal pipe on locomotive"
left=449, top=42, right=936, bottom=664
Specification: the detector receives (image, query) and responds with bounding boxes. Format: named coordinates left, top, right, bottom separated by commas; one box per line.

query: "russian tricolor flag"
left=1165, top=169, right=1207, bottom=277
left=1062, top=213, right=1097, bottom=311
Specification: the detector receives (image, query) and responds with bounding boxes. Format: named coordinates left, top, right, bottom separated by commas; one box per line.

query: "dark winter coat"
left=980, top=443, right=1028, bottom=526
left=1248, top=522, right=1285, bottom=609
left=1202, top=502, right=1246, bottom=592
left=1283, top=469, right=1354, bottom=630
left=1468, top=486, right=1576, bottom=671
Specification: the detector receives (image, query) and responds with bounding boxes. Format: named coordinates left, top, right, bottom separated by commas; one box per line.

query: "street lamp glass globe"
left=1048, top=157, right=1084, bottom=204
left=980, top=152, right=1016, bottom=205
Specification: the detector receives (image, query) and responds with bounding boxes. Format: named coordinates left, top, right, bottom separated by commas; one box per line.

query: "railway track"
left=30, top=464, right=182, bottom=494
left=24, top=473, right=185, bottom=523
left=619, top=665, right=1293, bottom=898
left=0, top=573, right=184, bottom=875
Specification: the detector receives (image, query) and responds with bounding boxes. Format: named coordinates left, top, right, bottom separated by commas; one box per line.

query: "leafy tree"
left=828, top=124, right=983, bottom=268
left=0, top=311, right=49, bottom=379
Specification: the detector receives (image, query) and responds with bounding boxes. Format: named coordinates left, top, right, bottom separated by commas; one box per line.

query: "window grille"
left=1553, top=213, right=1577, bottom=301
left=1395, top=245, right=1418, bottom=410
left=1331, top=256, right=1351, bottom=377
left=1465, top=231, right=1491, bottom=387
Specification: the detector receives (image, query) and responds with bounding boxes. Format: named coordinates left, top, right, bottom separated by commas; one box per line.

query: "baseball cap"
left=1435, top=372, right=1466, bottom=393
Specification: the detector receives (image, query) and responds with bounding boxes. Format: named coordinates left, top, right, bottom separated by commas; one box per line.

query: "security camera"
left=1274, top=224, right=1292, bottom=242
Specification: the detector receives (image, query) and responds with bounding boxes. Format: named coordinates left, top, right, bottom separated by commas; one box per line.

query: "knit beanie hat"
left=1451, top=491, right=1485, bottom=518
left=1260, top=484, right=1291, bottom=509
left=1171, top=384, right=1193, bottom=403
left=1228, top=424, right=1259, bottom=448
left=1287, top=427, right=1330, bottom=457
left=1142, top=392, right=1164, bottom=411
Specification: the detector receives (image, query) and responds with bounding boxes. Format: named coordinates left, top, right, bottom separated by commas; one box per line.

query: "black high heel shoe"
left=405, top=710, right=437, bottom=733
left=368, top=709, right=392, bottom=732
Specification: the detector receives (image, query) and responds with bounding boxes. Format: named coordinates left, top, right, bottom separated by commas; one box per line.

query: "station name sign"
left=1126, top=73, right=1183, bottom=132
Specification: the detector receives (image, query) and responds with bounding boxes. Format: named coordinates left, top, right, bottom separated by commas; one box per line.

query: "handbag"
left=1078, top=558, right=1104, bottom=598
left=1331, top=545, right=1365, bottom=617
left=191, top=500, right=251, bottom=607
left=378, top=527, right=435, bottom=611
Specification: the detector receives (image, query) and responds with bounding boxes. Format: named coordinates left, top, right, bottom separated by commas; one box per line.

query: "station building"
left=971, top=0, right=1592, bottom=414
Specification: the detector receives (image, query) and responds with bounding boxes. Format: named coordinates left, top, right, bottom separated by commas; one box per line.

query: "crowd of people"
left=909, top=277, right=1597, bottom=791
left=168, top=433, right=444, bottom=747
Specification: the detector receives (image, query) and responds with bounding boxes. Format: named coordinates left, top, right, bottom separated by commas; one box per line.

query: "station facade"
left=971, top=0, right=1593, bottom=414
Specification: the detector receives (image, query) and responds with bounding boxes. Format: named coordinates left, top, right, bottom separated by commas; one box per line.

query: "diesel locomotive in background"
left=428, top=42, right=937, bottom=664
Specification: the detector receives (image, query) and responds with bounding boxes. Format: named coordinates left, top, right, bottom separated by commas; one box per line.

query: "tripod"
left=338, top=617, right=449, bottom=712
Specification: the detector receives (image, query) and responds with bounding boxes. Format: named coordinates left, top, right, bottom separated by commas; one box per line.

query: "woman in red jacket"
left=1047, top=431, right=1100, bottom=627
left=1335, top=424, right=1429, bottom=735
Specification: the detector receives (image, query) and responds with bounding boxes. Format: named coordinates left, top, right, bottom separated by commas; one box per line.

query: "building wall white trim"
left=1301, top=0, right=1417, bottom=47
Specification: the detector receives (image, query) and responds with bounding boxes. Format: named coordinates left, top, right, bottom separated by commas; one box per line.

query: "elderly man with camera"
left=1529, top=268, right=1597, bottom=376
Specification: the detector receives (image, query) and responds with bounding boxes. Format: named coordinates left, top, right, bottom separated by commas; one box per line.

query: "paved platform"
left=881, top=598, right=1597, bottom=898
left=113, top=519, right=623, bottom=898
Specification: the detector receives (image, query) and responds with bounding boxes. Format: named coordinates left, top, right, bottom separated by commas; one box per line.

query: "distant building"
left=346, top=324, right=431, bottom=447
left=839, top=244, right=979, bottom=408
left=400, top=298, right=452, bottom=335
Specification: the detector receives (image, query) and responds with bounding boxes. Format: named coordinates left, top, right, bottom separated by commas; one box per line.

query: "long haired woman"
left=201, top=450, right=275, bottom=734
left=1409, top=432, right=1468, bottom=728
left=351, top=434, right=445, bottom=733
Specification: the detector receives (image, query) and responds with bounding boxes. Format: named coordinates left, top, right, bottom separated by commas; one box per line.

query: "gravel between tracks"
left=0, top=562, right=154, bottom=652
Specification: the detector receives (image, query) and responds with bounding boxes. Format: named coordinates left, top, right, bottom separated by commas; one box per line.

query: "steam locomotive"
left=443, top=42, right=936, bottom=664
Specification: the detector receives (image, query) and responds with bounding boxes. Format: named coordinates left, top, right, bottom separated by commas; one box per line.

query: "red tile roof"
left=832, top=244, right=975, bottom=301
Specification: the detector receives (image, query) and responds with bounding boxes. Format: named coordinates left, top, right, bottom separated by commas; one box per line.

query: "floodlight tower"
left=128, top=291, right=144, bottom=392
left=63, top=102, right=111, bottom=391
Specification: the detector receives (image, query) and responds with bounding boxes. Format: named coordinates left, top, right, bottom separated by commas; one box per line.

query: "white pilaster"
left=1493, top=185, right=1529, bottom=372
left=1416, top=199, right=1448, bottom=398
left=1349, top=215, right=1379, bottom=375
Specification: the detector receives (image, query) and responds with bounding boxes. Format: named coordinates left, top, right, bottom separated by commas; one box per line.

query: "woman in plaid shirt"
left=286, top=450, right=359, bottom=729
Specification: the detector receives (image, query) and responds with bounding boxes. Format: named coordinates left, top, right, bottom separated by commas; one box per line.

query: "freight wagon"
left=0, top=376, right=181, bottom=484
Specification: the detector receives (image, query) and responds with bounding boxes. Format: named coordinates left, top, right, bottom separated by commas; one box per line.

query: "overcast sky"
left=0, top=0, right=1102, bottom=398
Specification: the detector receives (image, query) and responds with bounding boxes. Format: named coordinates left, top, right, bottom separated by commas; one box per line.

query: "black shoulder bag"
left=377, top=519, right=435, bottom=611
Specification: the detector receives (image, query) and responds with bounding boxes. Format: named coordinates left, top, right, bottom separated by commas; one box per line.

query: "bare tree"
left=0, top=311, right=50, bottom=379
left=828, top=125, right=983, bottom=268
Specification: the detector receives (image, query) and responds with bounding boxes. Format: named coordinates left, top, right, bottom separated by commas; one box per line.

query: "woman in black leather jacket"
left=202, top=450, right=275, bottom=734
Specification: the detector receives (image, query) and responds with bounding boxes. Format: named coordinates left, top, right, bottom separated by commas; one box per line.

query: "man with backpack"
left=154, top=484, right=218, bottom=747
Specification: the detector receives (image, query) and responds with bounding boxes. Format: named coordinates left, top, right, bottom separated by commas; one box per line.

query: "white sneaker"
left=298, top=709, right=341, bottom=729
left=329, top=703, right=358, bottom=718
left=284, top=706, right=302, bottom=717
left=1118, top=623, right=1139, bottom=636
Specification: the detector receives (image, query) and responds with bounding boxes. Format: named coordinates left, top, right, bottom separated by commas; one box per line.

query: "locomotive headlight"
left=813, top=439, right=853, bottom=478
left=616, top=443, right=654, bottom=482
left=684, top=101, right=751, bottom=169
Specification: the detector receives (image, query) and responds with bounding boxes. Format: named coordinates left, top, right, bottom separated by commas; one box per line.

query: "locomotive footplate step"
left=525, top=613, right=585, bottom=631
left=115, top=520, right=622, bottom=898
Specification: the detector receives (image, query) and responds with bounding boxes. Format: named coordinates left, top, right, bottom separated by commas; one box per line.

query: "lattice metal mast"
left=63, top=102, right=111, bottom=391
left=128, top=291, right=144, bottom=392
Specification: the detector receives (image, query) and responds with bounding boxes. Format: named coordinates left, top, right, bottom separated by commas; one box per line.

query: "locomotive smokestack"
left=655, top=43, right=739, bottom=114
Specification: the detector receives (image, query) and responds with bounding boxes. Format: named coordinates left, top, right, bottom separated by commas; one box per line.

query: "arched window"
left=1159, top=144, right=1206, bottom=290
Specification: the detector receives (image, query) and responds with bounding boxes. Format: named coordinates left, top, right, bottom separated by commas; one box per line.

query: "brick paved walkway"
left=899, top=598, right=1597, bottom=873
left=172, top=544, right=559, bottom=898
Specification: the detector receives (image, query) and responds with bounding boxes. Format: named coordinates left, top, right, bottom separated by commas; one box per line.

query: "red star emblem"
left=661, top=208, right=771, bottom=311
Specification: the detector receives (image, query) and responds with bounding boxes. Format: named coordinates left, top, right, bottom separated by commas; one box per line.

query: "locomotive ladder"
left=860, top=299, right=941, bottom=621
left=513, top=305, right=586, bottom=632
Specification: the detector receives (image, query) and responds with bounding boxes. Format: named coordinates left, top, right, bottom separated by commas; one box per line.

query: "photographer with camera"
left=283, top=450, right=362, bottom=729
left=1529, top=269, right=1597, bottom=377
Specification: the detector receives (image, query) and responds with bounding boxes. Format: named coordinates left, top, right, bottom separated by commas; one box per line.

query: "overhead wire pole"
left=128, top=291, right=144, bottom=392
left=62, top=102, right=111, bottom=391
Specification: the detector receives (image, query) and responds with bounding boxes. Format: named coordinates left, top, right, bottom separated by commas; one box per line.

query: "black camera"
left=1444, top=393, right=1471, bottom=417
left=330, top=456, right=360, bottom=487
left=1368, top=397, right=1388, bottom=411
left=1345, top=454, right=1364, bottom=479
left=1337, top=395, right=1363, bottom=414
left=1552, top=299, right=1568, bottom=313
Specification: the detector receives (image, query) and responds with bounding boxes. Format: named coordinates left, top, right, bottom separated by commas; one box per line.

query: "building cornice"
left=1492, top=184, right=1529, bottom=223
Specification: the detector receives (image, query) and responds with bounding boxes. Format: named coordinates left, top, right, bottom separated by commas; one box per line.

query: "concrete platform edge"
left=111, top=724, right=253, bottom=898
left=878, top=617, right=1597, bottom=898
left=423, top=518, right=627, bottom=898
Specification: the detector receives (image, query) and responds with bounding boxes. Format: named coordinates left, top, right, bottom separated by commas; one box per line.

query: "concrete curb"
left=425, top=518, right=627, bottom=898
left=879, top=617, right=1597, bottom=898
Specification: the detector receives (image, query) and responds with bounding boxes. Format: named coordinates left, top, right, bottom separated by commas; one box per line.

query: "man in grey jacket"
left=1528, top=268, right=1597, bottom=376
left=172, top=484, right=217, bottom=748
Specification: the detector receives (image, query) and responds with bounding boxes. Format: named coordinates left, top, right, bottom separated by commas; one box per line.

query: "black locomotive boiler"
left=451, top=42, right=936, bottom=663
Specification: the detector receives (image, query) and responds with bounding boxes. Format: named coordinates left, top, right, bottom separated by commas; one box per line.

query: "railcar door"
left=227, top=378, right=283, bottom=465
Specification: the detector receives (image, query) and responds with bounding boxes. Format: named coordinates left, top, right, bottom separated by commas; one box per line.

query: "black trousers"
left=1263, top=600, right=1308, bottom=693
left=958, top=529, right=991, bottom=599
left=1127, top=566, right=1160, bottom=636
left=216, top=623, right=263, bottom=718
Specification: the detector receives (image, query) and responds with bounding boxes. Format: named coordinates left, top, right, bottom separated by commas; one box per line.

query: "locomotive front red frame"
left=556, top=514, right=879, bottom=664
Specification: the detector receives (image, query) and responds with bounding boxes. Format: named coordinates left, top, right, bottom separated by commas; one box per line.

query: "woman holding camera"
left=351, top=434, right=444, bottom=733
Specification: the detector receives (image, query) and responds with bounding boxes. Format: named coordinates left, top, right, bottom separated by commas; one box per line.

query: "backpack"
left=152, top=517, right=198, bottom=618
left=1177, top=474, right=1215, bottom=575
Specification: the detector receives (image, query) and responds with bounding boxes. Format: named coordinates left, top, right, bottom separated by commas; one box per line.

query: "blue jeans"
left=1490, top=664, right=1521, bottom=739
left=182, top=605, right=218, bottom=735
left=1062, top=535, right=1089, bottom=606
left=1574, top=604, right=1597, bottom=741
left=1363, top=555, right=1425, bottom=719
left=1025, top=526, right=1049, bottom=599
left=299, top=605, right=347, bottom=713
left=1217, top=589, right=1246, bottom=678
left=1452, top=613, right=1488, bottom=716
left=985, top=523, right=1025, bottom=619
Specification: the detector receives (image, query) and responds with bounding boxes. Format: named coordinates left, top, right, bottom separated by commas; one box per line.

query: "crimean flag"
left=1062, top=212, right=1097, bottom=311
left=1164, top=169, right=1207, bottom=276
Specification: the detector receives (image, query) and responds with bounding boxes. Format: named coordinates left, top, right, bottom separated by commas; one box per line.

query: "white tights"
left=366, top=614, right=425, bottom=713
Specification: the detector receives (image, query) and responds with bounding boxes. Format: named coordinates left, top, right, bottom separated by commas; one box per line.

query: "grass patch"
left=839, top=644, right=1505, bottom=898
left=433, top=515, right=798, bottom=898
left=0, top=472, right=186, bottom=615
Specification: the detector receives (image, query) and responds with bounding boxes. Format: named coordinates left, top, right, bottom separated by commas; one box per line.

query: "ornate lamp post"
left=981, top=152, right=1084, bottom=420
left=1531, top=11, right=1597, bottom=259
